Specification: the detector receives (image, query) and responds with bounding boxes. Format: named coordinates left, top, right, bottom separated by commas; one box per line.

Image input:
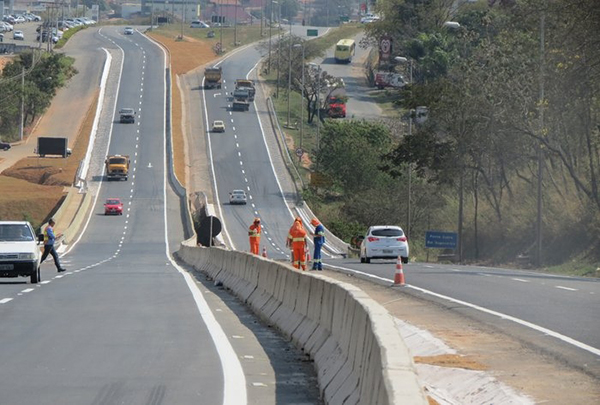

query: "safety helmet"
left=311, top=218, right=320, bottom=226
left=254, top=217, right=260, bottom=223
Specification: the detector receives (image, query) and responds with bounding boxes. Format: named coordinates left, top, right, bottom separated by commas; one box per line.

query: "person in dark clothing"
left=40, top=219, right=65, bottom=272
left=311, top=218, right=325, bottom=270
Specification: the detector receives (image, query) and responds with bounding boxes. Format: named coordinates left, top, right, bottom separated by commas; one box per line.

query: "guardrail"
left=176, top=243, right=428, bottom=405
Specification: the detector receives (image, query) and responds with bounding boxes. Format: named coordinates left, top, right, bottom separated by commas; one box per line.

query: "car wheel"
left=402, top=256, right=408, bottom=264
left=360, top=256, right=365, bottom=263
left=365, top=257, right=371, bottom=264
left=31, top=266, right=40, bottom=284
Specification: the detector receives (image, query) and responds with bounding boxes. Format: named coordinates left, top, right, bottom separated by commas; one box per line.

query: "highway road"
left=201, top=28, right=600, bottom=381
left=0, top=26, right=320, bottom=404
left=326, top=258, right=600, bottom=377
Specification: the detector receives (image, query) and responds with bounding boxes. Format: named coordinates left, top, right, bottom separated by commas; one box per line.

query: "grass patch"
left=54, top=25, right=87, bottom=49
left=150, top=24, right=269, bottom=58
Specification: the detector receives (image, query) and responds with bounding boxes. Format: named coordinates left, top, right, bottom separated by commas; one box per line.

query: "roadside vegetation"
left=266, top=0, right=600, bottom=276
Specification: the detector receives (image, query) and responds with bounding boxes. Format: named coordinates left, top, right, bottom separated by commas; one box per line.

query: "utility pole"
left=19, top=65, right=24, bottom=141
left=536, top=5, right=546, bottom=267
left=276, top=0, right=281, bottom=98
left=233, top=2, right=236, bottom=45
left=268, top=0, right=273, bottom=73
left=286, top=19, right=292, bottom=125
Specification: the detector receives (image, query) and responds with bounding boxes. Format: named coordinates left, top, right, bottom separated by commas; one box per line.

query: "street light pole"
left=276, top=0, right=281, bottom=98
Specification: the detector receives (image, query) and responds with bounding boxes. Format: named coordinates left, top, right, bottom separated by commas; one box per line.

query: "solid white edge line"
left=325, top=263, right=600, bottom=357
left=155, top=37, right=247, bottom=405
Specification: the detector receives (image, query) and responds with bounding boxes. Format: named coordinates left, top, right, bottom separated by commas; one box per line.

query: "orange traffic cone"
left=394, top=256, right=405, bottom=286
left=262, top=247, right=267, bottom=258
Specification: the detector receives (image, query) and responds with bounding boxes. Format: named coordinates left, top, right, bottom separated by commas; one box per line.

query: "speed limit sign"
left=295, top=147, right=304, bottom=157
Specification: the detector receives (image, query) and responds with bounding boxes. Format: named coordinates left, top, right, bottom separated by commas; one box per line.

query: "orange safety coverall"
left=248, top=222, right=261, bottom=255
left=288, top=221, right=307, bottom=270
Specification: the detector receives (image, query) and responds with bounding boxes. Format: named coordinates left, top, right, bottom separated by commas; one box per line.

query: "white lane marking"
left=40, top=281, right=51, bottom=285
left=232, top=127, right=236, bottom=131
left=512, top=278, right=529, bottom=283
left=0, top=298, right=13, bottom=304
left=324, top=263, right=600, bottom=357
left=556, top=286, right=577, bottom=291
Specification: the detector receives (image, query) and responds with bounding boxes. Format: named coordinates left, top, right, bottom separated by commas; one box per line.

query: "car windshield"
left=0, top=224, right=34, bottom=242
left=371, top=228, right=403, bottom=237
left=120, top=109, right=134, bottom=114
left=106, top=199, right=121, bottom=205
left=110, top=158, right=127, bottom=164
left=232, top=190, right=245, bottom=195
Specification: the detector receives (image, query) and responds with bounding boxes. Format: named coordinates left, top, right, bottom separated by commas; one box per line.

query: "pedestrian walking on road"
left=248, top=217, right=261, bottom=255
left=40, top=219, right=65, bottom=272
left=287, top=217, right=307, bottom=270
left=311, top=218, right=325, bottom=270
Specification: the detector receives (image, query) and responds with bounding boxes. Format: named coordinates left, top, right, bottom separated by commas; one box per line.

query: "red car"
left=104, top=198, right=123, bottom=215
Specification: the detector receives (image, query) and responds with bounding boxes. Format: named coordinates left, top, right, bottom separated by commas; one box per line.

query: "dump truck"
left=235, top=79, right=255, bottom=101
left=204, top=66, right=222, bottom=89
left=105, top=155, right=130, bottom=181
left=327, top=88, right=347, bottom=118
left=232, top=89, right=250, bottom=111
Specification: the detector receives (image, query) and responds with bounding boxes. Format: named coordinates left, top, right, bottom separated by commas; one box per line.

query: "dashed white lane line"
left=0, top=298, right=14, bottom=304
left=556, top=285, right=577, bottom=291
left=512, top=278, right=529, bottom=283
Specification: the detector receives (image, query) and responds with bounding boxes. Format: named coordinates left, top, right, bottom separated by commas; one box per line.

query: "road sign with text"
left=425, top=231, right=457, bottom=249
left=307, top=29, right=318, bottom=37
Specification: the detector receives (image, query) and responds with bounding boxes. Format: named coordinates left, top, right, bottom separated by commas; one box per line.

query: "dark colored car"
left=0, top=141, right=11, bottom=151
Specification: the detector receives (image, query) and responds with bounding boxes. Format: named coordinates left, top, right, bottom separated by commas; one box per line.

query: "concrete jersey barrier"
left=176, top=241, right=427, bottom=405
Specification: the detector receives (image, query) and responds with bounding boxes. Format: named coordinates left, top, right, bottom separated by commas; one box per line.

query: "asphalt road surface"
left=0, top=26, right=320, bottom=405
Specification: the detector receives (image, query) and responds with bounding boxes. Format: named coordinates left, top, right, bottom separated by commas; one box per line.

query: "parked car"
left=0, top=141, right=11, bottom=151
left=212, top=120, right=225, bottom=132
left=229, top=190, right=247, bottom=205
left=190, top=20, right=210, bottom=28
left=360, top=225, right=409, bottom=264
left=13, top=30, right=24, bottom=40
left=124, top=26, right=134, bottom=35
left=104, top=198, right=124, bottom=215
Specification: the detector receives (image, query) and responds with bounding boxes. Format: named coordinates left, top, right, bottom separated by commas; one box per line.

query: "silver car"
left=229, top=190, right=247, bottom=205
left=360, top=225, right=409, bottom=264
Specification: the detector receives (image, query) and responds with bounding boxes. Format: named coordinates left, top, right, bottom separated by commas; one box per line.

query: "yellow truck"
left=204, top=66, right=222, bottom=89
left=105, top=155, right=130, bottom=181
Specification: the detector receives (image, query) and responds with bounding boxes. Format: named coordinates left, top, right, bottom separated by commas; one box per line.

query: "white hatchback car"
left=360, top=225, right=409, bottom=264
left=229, top=189, right=247, bottom=205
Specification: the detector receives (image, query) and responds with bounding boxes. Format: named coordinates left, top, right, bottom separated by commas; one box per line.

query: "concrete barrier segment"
left=325, top=358, right=357, bottom=404
left=174, top=245, right=427, bottom=405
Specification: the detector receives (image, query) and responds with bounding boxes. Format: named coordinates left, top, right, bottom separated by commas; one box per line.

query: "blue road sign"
left=425, top=231, right=458, bottom=249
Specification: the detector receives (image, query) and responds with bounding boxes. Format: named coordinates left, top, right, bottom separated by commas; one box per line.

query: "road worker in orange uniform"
left=287, top=217, right=308, bottom=270
left=248, top=217, right=261, bottom=255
